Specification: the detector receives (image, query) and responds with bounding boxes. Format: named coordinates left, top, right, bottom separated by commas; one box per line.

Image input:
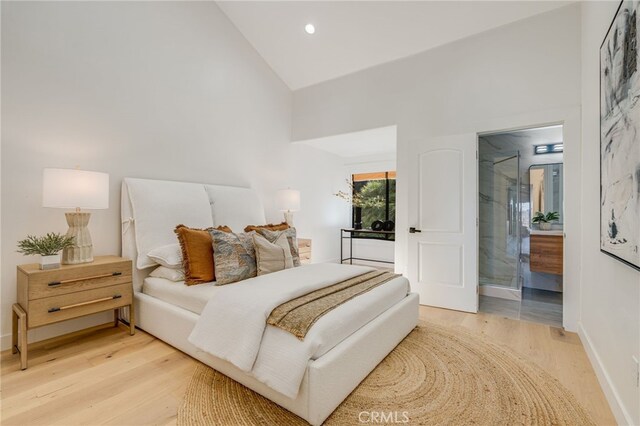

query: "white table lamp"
left=43, top=168, right=109, bottom=264
left=276, top=189, right=300, bottom=226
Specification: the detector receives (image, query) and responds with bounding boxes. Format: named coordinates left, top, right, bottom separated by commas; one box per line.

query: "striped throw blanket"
left=267, top=270, right=400, bottom=339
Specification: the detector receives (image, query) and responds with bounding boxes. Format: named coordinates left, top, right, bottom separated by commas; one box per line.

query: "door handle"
left=409, top=227, right=422, bottom=233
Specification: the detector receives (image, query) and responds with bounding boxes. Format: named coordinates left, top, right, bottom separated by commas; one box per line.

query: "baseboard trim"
left=578, top=322, right=633, bottom=425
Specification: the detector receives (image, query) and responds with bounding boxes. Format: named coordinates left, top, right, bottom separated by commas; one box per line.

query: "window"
left=352, top=171, right=396, bottom=240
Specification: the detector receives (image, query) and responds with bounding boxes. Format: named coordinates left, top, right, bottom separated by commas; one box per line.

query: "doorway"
left=478, top=125, right=564, bottom=327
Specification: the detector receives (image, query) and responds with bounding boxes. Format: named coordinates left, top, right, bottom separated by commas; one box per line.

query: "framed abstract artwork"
left=600, top=0, right=640, bottom=271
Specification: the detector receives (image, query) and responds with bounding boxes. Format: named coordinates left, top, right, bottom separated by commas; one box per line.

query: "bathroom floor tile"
left=479, top=296, right=520, bottom=320
left=479, top=290, right=563, bottom=328
left=522, top=287, right=563, bottom=305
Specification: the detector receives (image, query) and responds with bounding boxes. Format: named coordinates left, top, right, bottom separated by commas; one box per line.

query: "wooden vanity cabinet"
left=530, top=234, right=563, bottom=275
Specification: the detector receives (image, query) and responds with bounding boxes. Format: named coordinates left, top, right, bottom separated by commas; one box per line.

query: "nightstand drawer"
left=24, top=259, right=131, bottom=300
left=298, top=238, right=311, bottom=265
left=28, top=283, right=132, bottom=328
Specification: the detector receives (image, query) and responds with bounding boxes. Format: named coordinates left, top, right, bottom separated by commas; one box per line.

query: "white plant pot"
left=539, top=222, right=552, bottom=231
left=40, top=254, right=61, bottom=270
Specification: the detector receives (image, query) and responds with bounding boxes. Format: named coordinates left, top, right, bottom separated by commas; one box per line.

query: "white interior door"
left=407, top=134, right=478, bottom=313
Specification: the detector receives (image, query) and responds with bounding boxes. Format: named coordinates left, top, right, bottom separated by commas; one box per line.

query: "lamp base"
left=62, top=212, right=94, bottom=264
left=283, top=211, right=294, bottom=227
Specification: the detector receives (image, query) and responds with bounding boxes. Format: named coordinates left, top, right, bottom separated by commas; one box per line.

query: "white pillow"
left=148, top=244, right=182, bottom=269
left=149, top=266, right=185, bottom=282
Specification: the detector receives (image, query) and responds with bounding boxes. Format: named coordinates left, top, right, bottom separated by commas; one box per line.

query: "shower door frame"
left=477, top=146, right=523, bottom=300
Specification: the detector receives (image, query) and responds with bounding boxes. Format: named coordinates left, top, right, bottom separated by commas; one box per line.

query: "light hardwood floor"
left=1, top=307, right=616, bottom=425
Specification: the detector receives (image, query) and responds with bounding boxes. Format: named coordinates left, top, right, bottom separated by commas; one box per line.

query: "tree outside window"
left=352, top=172, right=396, bottom=240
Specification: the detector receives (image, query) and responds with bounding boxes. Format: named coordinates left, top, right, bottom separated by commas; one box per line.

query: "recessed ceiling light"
left=304, top=24, right=315, bottom=35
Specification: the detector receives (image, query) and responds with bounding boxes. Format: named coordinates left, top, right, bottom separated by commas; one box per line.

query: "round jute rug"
left=178, top=322, right=594, bottom=425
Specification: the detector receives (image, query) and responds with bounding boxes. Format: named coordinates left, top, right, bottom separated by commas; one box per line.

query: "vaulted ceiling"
left=218, top=1, right=572, bottom=90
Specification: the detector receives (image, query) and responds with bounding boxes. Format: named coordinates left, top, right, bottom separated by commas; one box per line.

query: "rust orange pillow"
left=174, top=224, right=231, bottom=285
left=243, top=222, right=290, bottom=233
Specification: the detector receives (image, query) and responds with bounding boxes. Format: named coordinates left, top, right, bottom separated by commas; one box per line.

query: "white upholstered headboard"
left=121, top=177, right=266, bottom=291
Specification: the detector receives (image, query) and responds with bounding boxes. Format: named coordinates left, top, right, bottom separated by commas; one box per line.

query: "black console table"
left=340, top=228, right=395, bottom=265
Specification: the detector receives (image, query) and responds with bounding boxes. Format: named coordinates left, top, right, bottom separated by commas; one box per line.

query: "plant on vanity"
left=17, top=233, right=75, bottom=270
left=532, top=211, right=560, bottom=231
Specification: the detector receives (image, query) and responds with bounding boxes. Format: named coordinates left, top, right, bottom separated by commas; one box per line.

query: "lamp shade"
left=275, top=189, right=300, bottom=212
left=42, top=168, right=109, bottom=209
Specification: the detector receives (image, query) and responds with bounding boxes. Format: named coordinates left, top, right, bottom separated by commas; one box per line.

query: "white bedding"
left=143, top=277, right=216, bottom=314
left=250, top=268, right=409, bottom=397
left=142, top=271, right=409, bottom=358
left=178, top=263, right=409, bottom=398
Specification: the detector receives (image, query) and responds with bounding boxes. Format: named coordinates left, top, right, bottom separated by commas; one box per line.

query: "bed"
left=121, top=177, right=419, bottom=425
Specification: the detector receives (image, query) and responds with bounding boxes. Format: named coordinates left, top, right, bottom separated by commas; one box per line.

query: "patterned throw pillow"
left=253, top=233, right=294, bottom=276
left=210, top=229, right=257, bottom=285
left=254, top=227, right=300, bottom=267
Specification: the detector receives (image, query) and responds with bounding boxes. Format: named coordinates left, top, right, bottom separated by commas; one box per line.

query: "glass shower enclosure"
left=478, top=150, right=521, bottom=291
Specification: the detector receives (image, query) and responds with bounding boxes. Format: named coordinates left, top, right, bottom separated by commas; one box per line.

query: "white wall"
left=0, top=2, right=340, bottom=348
left=293, top=4, right=582, bottom=327
left=579, top=2, right=640, bottom=424
left=286, top=143, right=350, bottom=263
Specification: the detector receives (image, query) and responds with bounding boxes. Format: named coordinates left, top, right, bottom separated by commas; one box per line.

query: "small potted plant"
left=532, top=211, right=560, bottom=231
left=17, top=233, right=75, bottom=270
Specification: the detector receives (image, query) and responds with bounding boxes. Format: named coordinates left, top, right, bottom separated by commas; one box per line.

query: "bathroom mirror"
left=529, top=163, right=563, bottom=223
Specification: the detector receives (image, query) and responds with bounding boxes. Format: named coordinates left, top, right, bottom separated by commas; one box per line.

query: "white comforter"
left=188, top=263, right=409, bottom=398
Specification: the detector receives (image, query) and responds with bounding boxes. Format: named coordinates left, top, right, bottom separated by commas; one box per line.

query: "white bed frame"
left=121, top=178, right=419, bottom=426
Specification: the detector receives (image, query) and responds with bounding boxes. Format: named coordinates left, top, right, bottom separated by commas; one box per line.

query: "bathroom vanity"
left=530, top=230, right=563, bottom=275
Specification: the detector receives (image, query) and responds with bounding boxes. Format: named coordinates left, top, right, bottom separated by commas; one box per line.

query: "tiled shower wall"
left=479, top=149, right=519, bottom=288
left=479, top=130, right=564, bottom=292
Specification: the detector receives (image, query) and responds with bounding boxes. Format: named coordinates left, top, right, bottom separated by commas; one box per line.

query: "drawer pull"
left=48, top=294, right=122, bottom=313
left=48, top=272, right=123, bottom=287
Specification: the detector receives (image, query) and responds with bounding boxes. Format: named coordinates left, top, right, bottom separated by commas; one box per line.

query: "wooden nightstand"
left=298, top=238, right=311, bottom=264
left=12, top=255, right=134, bottom=370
